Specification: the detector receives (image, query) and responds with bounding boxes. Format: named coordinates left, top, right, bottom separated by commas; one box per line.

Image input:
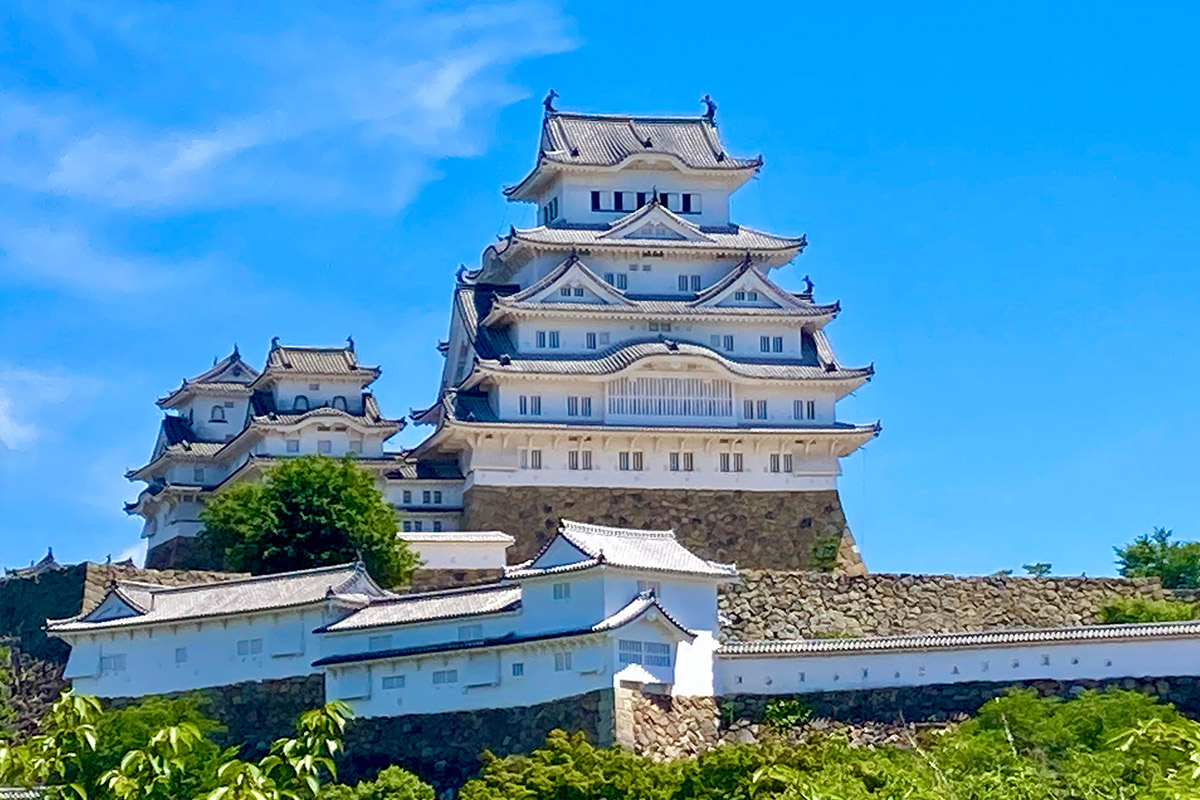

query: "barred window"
left=608, top=377, right=733, bottom=418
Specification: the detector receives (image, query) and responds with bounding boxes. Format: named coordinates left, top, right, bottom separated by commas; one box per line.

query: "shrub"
left=1097, top=596, right=1199, bottom=624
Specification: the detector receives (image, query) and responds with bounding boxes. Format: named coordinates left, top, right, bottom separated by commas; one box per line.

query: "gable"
left=600, top=205, right=710, bottom=244
left=85, top=591, right=146, bottom=623
left=695, top=264, right=802, bottom=311
left=516, top=258, right=634, bottom=307
left=527, top=536, right=592, bottom=569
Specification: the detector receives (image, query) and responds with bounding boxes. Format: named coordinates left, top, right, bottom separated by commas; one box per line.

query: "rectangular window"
left=807, top=400, right=816, bottom=420
left=512, top=662, right=524, bottom=677
left=668, top=452, right=679, bottom=471
left=100, top=654, right=127, bottom=673
left=531, top=396, right=542, bottom=415
left=422, top=490, right=431, bottom=504
left=773, top=336, right=784, bottom=353
left=637, top=580, right=661, bottom=595
left=735, top=291, right=746, bottom=301
left=581, top=397, right=592, bottom=416
left=581, top=450, right=592, bottom=470
left=412, top=521, right=423, bottom=532
left=770, top=453, right=780, bottom=473
left=720, top=452, right=730, bottom=473
left=615, top=273, right=627, bottom=290
left=642, top=264, right=651, bottom=272
left=434, top=490, right=442, bottom=504
left=236, top=638, right=263, bottom=656
left=683, top=452, right=694, bottom=471
left=560, top=287, right=571, bottom=296
left=793, top=400, right=803, bottom=420
left=633, top=451, right=643, bottom=471
left=599, top=332, right=610, bottom=345
left=368, top=635, right=392, bottom=651
left=536, top=331, right=547, bottom=348
left=636, top=191, right=647, bottom=208
left=760, top=336, right=771, bottom=352
left=286, top=440, right=300, bottom=453
left=402, top=490, right=412, bottom=503
left=309, top=382, right=320, bottom=391
left=613, top=191, right=625, bottom=212
left=691, top=275, right=701, bottom=291
left=573, top=287, right=584, bottom=297
left=193, top=467, right=205, bottom=482
left=433, top=521, right=443, bottom=532
left=432, top=669, right=458, bottom=685
left=568, top=450, right=579, bottom=470
left=723, top=335, right=734, bottom=351
left=644, top=641, right=672, bottom=667
left=748, top=291, right=759, bottom=301
left=721, top=453, right=744, bottom=472
left=586, top=332, right=597, bottom=350
left=174, top=647, right=187, bottom=664
left=381, top=675, right=405, bottom=689
left=681, top=193, right=693, bottom=213
left=619, top=640, right=642, bottom=664
left=519, top=395, right=528, bottom=415
left=567, top=396, right=579, bottom=416
left=591, top=191, right=601, bottom=211
left=710, top=334, right=721, bottom=348
left=733, top=452, right=744, bottom=472
left=402, top=520, right=412, bottom=532
left=678, top=274, right=689, bottom=291
left=604, top=272, right=615, bottom=285
left=743, top=400, right=754, bottom=419
left=317, top=440, right=332, bottom=454
left=628, top=263, right=638, bottom=271
left=458, top=624, right=483, bottom=640
left=659, top=192, right=672, bottom=210
left=530, top=449, right=542, bottom=469
left=619, top=451, right=630, bottom=471
left=348, top=439, right=363, bottom=454
left=552, top=582, right=571, bottom=600
left=554, top=652, right=572, bottom=672
left=783, top=453, right=793, bottom=472
left=548, top=331, right=560, bottom=348
left=757, top=400, right=768, bottom=419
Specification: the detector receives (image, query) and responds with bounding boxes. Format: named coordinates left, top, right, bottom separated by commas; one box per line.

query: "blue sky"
left=1, top=1, right=1197, bottom=576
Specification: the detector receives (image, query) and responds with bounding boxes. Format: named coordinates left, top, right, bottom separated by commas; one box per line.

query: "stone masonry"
left=462, top=485, right=865, bottom=572
left=719, top=571, right=1169, bottom=642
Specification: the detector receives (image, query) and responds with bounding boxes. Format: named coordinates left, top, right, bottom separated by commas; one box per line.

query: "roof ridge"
left=370, top=582, right=513, bottom=604
left=562, top=519, right=676, bottom=539
left=129, top=562, right=360, bottom=595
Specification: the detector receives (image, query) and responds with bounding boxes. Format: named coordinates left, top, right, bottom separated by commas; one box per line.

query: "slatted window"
left=607, top=377, right=733, bottom=417
left=432, top=669, right=457, bottom=684
left=381, top=675, right=405, bottom=689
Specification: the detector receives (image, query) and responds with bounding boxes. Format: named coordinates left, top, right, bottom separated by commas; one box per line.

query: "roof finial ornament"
left=801, top=274, right=814, bottom=297
left=346, top=335, right=355, bottom=353
left=701, top=94, right=717, bottom=122
left=543, top=89, right=558, bottom=113
left=270, top=336, right=280, bottom=349
left=213, top=355, right=218, bottom=366
left=232, top=343, right=239, bottom=357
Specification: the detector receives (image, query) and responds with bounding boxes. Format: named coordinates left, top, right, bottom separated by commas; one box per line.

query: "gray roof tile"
left=539, top=112, right=760, bottom=171
left=317, top=584, right=522, bottom=632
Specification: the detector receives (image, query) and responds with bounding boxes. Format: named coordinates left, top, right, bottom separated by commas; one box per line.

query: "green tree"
left=1022, top=562, right=1052, bottom=577
left=321, top=766, right=434, bottom=800
left=1097, top=596, right=1200, bottom=624
left=200, top=455, right=417, bottom=587
left=1115, top=527, right=1200, bottom=589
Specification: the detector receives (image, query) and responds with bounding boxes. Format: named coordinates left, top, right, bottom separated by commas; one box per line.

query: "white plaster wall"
left=511, top=253, right=791, bottom=298
left=181, top=397, right=250, bottom=442
left=384, top=480, right=464, bottom=509
left=549, top=172, right=740, bottom=228
left=516, top=574, right=607, bottom=635
left=316, top=610, right=525, bottom=663
left=511, top=318, right=810, bottom=359
left=715, top=638, right=1200, bottom=697
left=58, top=605, right=334, bottom=697
left=404, top=539, right=508, bottom=570
left=330, top=638, right=614, bottom=717
left=272, top=379, right=367, bottom=414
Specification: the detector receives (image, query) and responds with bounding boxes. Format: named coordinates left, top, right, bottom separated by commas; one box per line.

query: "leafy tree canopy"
left=321, top=766, right=434, bottom=800
left=199, top=455, right=417, bottom=587
left=1096, top=595, right=1200, bottom=624
left=1115, top=527, right=1200, bottom=589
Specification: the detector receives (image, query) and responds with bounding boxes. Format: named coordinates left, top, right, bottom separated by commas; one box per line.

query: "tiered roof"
left=251, top=340, right=381, bottom=388
left=48, top=562, right=389, bottom=633
left=505, top=108, right=761, bottom=200
left=506, top=520, right=737, bottom=580
left=157, top=348, right=258, bottom=408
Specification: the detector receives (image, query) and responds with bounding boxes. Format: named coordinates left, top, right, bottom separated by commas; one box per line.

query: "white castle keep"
left=128, top=97, right=879, bottom=572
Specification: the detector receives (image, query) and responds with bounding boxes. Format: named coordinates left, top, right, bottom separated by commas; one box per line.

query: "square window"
left=317, top=440, right=332, bottom=454
left=747, top=291, right=758, bottom=301
left=433, top=521, right=442, bottom=532
left=599, top=332, right=610, bottom=345
left=649, top=321, right=660, bottom=332
left=560, top=287, right=571, bottom=297
left=735, top=291, right=746, bottom=301
left=619, top=640, right=643, bottom=664
left=348, top=439, right=363, bottom=454
left=512, top=662, right=525, bottom=677
left=382, top=675, right=405, bottom=690
left=644, top=641, right=671, bottom=667
left=402, top=520, right=412, bottom=532
left=286, top=440, right=300, bottom=453
left=552, top=582, right=571, bottom=600
left=554, top=652, right=572, bottom=672
left=573, top=287, right=584, bottom=297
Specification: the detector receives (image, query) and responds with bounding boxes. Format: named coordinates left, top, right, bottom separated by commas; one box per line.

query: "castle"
left=127, top=96, right=876, bottom=573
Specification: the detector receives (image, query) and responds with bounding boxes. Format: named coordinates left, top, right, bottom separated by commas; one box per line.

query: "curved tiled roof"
left=510, top=222, right=804, bottom=253
left=475, top=338, right=874, bottom=383
left=317, top=584, right=521, bottom=633
left=717, top=620, right=1200, bottom=657
left=538, top=112, right=760, bottom=171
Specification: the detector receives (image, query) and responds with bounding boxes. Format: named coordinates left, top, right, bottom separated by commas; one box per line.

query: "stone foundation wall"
left=340, top=689, right=615, bottom=793
left=462, top=485, right=864, bottom=571
left=107, top=675, right=327, bottom=756
left=406, top=568, right=504, bottom=593
left=146, top=536, right=227, bottom=571
left=615, top=688, right=719, bottom=760
left=719, top=572, right=1168, bottom=641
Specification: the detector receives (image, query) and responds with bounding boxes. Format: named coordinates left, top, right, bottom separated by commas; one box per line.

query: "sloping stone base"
left=462, top=485, right=865, bottom=571
left=146, top=536, right=226, bottom=571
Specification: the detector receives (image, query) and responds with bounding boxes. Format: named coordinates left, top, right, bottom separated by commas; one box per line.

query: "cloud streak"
left=1, top=1, right=576, bottom=213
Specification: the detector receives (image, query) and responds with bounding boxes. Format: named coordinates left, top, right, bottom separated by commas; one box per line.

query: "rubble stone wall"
left=462, top=485, right=864, bottom=572
left=720, top=572, right=1168, bottom=641
left=406, top=568, right=504, bottom=593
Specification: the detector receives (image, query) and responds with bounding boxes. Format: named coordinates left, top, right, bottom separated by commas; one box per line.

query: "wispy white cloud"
left=1, top=1, right=576, bottom=212
left=0, top=366, right=98, bottom=450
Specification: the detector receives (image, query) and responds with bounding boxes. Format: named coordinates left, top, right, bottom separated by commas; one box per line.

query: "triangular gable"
left=189, top=350, right=258, bottom=384
left=82, top=588, right=147, bottom=623
left=525, top=535, right=594, bottom=570
left=504, top=255, right=635, bottom=307
left=693, top=261, right=808, bottom=311
left=598, top=202, right=713, bottom=243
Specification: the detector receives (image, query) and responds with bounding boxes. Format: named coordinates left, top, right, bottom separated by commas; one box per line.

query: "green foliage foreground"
left=198, top=455, right=418, bottom=587
left=461, top=690, right=1200, bottom=800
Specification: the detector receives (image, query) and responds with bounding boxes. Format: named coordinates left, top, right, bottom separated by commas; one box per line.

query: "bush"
left=322, top=766, right=434, bottom=800
left=762, top=698, right=812, bottom=730
left=1097, top=596, right=1200, bottom=624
